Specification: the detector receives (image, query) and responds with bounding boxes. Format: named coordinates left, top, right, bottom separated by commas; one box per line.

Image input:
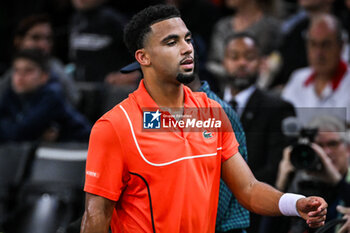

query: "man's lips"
left=180, top=58, right=194, bottom=70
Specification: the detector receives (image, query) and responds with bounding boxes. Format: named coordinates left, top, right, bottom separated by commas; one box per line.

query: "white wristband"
left=278, top=193, right=305, bottom=217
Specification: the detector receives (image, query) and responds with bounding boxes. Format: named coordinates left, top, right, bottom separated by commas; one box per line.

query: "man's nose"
left=237, top=57, right=248, bottom=67
left=36, top=41, right=51, bottom=54
left=181, top=41, right=193, bottom=55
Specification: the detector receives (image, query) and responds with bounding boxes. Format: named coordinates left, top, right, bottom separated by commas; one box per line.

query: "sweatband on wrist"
left=278, top=193, right=305, bottom=217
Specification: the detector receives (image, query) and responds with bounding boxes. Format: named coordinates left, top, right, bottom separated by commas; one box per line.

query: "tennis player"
left=80, top=5, right=327, bottom=233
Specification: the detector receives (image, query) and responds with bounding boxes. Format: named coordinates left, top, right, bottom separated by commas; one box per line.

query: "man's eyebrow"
left=161, top=31, right=192, bottom=44
left=185, top=31, right=192, bottom=38
left=161, top=34, right=179, bottom=43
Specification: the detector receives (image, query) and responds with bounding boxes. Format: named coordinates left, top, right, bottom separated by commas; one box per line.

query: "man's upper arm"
left=219, top=105, right=240, bottom=162
left=221, top=153, right=257, bottom=206
left=84, top=119, right=128, bottom=201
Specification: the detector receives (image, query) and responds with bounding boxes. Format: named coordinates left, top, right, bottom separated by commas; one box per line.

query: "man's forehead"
left=14, top=58, right=38, bottom=68
left=316, top=131, right=341, bottom=140
left=309, top=19, right=337, bottom=38
left=227, top=38, right=257, bottom=51
left=150, top=17, right=188, bottom=36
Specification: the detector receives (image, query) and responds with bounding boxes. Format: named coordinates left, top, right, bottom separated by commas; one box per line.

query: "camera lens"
left=290, top=144, right=322, bottom=171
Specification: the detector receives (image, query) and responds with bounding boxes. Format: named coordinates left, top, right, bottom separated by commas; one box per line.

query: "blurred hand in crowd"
left=42, top=126, right=60, bottom=142
left=275, top=146, right=295, bottom=191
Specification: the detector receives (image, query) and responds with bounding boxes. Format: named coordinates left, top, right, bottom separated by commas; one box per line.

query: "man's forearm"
left=80, top=210, right=111, bottom=233
left=80, top=193, right=115, bottom=233
left=244, top=180, right=283, bottom=216
left=222, top=153, right=283, bottom=216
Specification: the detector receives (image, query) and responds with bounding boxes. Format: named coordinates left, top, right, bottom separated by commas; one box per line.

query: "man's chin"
left=176, top=72, right=195, bottom=84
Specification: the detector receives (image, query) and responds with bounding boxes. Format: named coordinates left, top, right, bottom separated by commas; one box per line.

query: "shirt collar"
left=304, top=60, right=347, bottom=91
left=224, top=85, right=256, bottom=105
left=235, top=85, right=256, bottom=111
left=132, top=79, right=197, bottom=109
left=223, top=85, right=256, bottom=116
left=198, top=80, right=210, bottom=93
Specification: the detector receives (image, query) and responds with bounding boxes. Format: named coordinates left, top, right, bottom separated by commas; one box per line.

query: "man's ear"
left=135, top=49, right=151, bottom=66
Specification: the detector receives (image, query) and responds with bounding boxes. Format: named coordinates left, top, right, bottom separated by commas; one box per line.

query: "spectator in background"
left=0, top=14, right=80, bottom=105
left=221, top=32, right=295, bottom=233
left=69, top=0, right=131, bottom=82
left=0, top=49, right=91, bottom=143
left=207, top=0, right=281, bottom=78
left=282, top=14, right=350, bottom=126
left=268, top=115, right=350, bottom=233
left=271, top=0, right=336, bottom=88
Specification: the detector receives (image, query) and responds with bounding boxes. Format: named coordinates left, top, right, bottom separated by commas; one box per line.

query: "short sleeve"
left=84, top=119, right=128, bottom=201
left=220, top=108, right=239, bottom=162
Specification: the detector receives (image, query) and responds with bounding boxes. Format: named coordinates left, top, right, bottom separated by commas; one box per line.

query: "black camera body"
left=290, top=128, right=323, bottom=171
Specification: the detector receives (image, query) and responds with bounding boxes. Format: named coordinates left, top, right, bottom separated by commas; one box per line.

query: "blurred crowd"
left=0, top=0, right=350, bottom=232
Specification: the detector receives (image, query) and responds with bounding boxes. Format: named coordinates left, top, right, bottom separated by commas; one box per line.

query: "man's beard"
left=176, top=73, right=195, bottom=84
left=228, top=73, right=258, bottom=91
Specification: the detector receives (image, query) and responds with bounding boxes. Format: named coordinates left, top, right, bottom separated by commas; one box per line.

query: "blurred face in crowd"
left=12, top=58, right=48, bottom=94
left=16, top=23, right=53, bottom=55
left=223, top=37, right=260, bottom=90
left=315, top=131, right=349, bottom=175
left=307, top=17, right=342, bottom=77
left=140, top=17, right=194, bottom=84
left=298, top=0, right=333, bottom=11
left=72, top=0, right=106, bottom=11
left=225, top=0, right=249, bottom=9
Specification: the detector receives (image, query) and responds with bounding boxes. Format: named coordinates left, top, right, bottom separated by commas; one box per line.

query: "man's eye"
left=167, top=41, right=176, bottom=46
left=185, top=38, right=192, bottom=43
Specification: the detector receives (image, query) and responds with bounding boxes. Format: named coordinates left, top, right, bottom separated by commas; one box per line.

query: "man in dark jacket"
left=0, top=49, right=91, bottom=143
left=221, top=32, right=295, bottom=233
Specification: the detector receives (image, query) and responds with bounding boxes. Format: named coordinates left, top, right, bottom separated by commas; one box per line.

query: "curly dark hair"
left=13, top=49, right=50, bottom=72
left=123, top=4, right=181, bottom=55
left=15, top=14, right=51, bottom=38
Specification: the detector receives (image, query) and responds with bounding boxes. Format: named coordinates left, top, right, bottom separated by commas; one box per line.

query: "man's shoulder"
left=289, top=67, right=312, bottom=82
left=91, top=97, right=135, bottom=137
left=39, top=81, right=64, bottom=99
left=257, top=89, right=294, bottom=109
left=283, top=66, right=313, bottom=92
left=100, top=96, right=134, bottom=122
left=191, top=90, right=222, bottom=109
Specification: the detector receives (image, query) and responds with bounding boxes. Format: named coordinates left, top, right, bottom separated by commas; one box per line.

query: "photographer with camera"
left=267, top=115, right=350, bottom=233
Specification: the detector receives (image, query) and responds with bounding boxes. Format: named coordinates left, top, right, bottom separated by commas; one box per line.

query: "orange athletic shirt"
left=84, top=80, right=239, bottom=233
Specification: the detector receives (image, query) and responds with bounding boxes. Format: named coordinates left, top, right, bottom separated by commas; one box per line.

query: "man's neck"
left=231, top=85, right=245, bottom=96
left=314, top=73, right=334, bottom=96
left=143, top=77, right=184, bottom=108
left=186, top=75, right=201, bottom=92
